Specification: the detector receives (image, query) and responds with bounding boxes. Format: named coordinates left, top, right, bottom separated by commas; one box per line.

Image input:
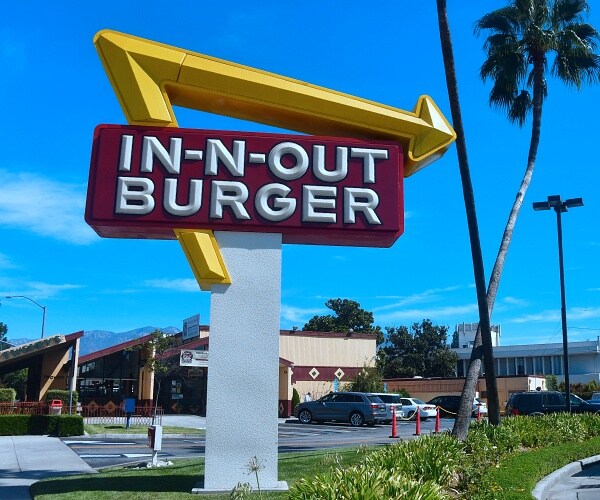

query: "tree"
left=133, top=330, right=176, bottom=423
left=346, top=365, right=384, bottom=393
left=435, top=0, right=501, bottom=439
left=303, top=299, right=383, bottom=344
left=382, top=320, right=458, bottom=379
left=0, top=322, right=8, bottom=350
left=0, top=369, right=28, bottom=400
left=475, top=0, right=600, bottom=347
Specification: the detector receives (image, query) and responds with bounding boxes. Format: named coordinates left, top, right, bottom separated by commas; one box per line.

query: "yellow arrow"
left=94, top=29, right=455, bottom=177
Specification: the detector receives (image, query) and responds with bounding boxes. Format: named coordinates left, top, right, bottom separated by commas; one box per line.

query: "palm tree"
left=476, top=0, right=600, bottom=339
left=435, top=0, right=501, bottom=439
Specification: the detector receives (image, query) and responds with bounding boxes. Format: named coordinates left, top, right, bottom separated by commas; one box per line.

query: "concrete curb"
left=532, top=454, right=600, bottom=499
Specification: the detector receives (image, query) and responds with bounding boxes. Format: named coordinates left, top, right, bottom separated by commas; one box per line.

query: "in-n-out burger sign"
left=86, top=125, right=404, bottom=247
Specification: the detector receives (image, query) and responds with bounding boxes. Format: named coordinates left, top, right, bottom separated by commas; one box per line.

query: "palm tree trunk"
left=435, top=0, right=500, bottom=438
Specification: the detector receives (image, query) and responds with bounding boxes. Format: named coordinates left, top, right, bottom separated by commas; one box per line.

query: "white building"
left=453, top=338, right=600, bottom=385
left=454, top=322, right=501, bottom=348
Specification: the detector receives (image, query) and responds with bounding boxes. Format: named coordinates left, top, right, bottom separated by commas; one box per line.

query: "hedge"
left=0, top=415, right=84, bottom=436
left=0, top=388, right=16, bottom=402
left=45, top=389, right=78, bottom=405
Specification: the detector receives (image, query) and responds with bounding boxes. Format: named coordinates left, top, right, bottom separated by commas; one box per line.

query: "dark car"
left=293, top=391, right=388, bottom=427
left=505, top=391, right=600, bottom=416
left=427, top=395, right=487, bottom=418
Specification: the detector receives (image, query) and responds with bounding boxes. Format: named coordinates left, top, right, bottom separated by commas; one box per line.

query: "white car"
left=399, top=397, right=438, bottom=420
left=474, top=397, right=488, bottom=416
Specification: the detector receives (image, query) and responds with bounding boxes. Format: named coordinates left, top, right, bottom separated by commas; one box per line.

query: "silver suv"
left=294, top=391, right=387, bottom=427
left=370, top=393, right=404, bottom=421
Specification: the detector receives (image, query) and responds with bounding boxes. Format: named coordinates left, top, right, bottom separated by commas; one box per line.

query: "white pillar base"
left=201, top=231, right=287, bottom=492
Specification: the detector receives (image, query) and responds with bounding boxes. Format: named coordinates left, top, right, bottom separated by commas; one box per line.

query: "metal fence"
left=82, top=404, right=163, bottom=426
left=0, top=402, right=163, bottom=425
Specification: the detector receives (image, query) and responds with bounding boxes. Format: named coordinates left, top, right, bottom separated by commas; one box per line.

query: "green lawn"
left=31, top=448, right=369, bottom=499
left=29, top=435, right=600, bottom=499
left=83, top=424, right=205, bottom=436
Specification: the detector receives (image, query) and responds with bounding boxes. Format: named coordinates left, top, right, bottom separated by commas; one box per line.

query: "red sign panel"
left=86, top=125, right=404, bottom=247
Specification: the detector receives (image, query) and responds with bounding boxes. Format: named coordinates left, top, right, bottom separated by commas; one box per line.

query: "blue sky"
left=1, top=1, right=598, bottom=347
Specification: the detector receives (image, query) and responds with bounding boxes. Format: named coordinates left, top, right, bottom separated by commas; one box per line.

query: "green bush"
left=45, top=389, right=78, bottom=405
left=0, top=415, right=83, bottom=436
left=0, top=388, right=16, bottom=402
left=291, top=388, right=300, bottom=413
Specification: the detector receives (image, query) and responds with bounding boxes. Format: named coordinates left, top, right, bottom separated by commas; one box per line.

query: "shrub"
left=0, top=388, right=16, bottom=402
left=45, top=389, right=78, bottom=405
left=0, top=415, right=84, bottom=436
left=291, top=387, right=300, bottom=413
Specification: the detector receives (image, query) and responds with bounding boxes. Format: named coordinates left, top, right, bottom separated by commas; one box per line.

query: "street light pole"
left=5, top=295, right=47, bottom=339
left=533, top=195, right=583, bottom=413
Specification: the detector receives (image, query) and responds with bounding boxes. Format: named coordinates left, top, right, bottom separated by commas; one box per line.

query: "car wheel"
left=298, top=409, right=313, bottom=424
left=407, top=410, right=416, bottom=420
left=349, top=412, right=364, bottom=427
left=530, top=412, right=544, bottom=417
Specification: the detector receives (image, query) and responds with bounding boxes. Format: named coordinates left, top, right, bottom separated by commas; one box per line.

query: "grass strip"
left=31, top=447, right=369, bottom=499
left=84, top=424, right=205, bottom=435
left=481, top=436, right=600, bottom=499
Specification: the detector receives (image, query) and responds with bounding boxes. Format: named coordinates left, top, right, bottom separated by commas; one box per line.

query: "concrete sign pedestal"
left=198, top=231, right=287, bottom=493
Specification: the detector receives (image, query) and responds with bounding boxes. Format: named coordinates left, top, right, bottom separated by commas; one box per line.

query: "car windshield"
left=367, top=395, right=384, bottom=403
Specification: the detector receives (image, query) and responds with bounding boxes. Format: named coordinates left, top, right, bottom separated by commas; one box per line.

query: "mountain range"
left=8, top=326, right=180, bottom=356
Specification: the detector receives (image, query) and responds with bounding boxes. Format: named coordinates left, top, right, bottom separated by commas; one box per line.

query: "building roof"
left=0, top=331, right=83, bottom=374
left=78, top=332, right=156, bottom=364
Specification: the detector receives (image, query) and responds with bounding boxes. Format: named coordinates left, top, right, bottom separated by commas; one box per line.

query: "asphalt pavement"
left=2, top=415, right=600, bottom=499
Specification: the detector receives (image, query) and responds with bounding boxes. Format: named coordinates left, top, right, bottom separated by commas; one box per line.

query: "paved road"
left=64, top=418, right=454, bottom=468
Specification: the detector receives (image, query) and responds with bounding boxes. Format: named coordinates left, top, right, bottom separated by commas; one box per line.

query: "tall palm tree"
left=476, top=0, right=600, bottom=337
left=435, top=0, right=501, bottom=439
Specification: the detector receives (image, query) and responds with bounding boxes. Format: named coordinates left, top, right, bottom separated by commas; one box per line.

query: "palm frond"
left=475, top=7, right=521, bottom=35
left=552, top=0, right=589, bottom=25
left=508, top=90, right=533, bottom=126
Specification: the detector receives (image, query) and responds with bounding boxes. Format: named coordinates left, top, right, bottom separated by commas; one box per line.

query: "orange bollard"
left=389, top=405, right=399, bottom=439
left=434, top=406, right=441, bottom=433
left=477, top=403, right=481, bottom=422
left=413, top=407, right=421, bottom=436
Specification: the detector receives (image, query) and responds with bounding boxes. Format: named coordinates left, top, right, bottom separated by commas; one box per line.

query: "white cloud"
left=0, top=253, right=16, bottom=269
left=372, top=285, right=467, bottom=312
left=2, top=281, right=83, bottom=302
left=0, top=170, right=97, bottom=244
left=510, top=307, right=600, bottom=324
left=144, top=278, right=201, bottom=292
left=502, top=296, right=529, bottom=307
left=376, top=303, right=478, bottom=324
left=280, top=304, right=325, bottom=325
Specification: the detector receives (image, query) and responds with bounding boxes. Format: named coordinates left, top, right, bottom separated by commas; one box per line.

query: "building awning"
left=0, top=331, right=83, bottom=375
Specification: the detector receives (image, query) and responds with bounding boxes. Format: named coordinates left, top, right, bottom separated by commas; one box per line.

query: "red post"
left=389, top=405, right=399, bottom=439
left=413, top=407, right=421, bottom=436
left=434, top=406, right=441, bottom=433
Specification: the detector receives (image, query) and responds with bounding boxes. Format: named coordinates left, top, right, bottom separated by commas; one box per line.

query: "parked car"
left=587, top=392, right=600, bottom=403
left=370, top=393, right=404, bottom=422
left=506, top=391, right=600, bottom=416
left=427, top=395, right=487, bottom=418
left=399, top=397, right=437, bottom=420
left=294, top=391, right=388, bottom=427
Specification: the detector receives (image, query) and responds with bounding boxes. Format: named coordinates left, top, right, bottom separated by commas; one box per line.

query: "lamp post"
left=533, top=195, right=583, bottom=412
left=5, top=295, right=46, bottom=339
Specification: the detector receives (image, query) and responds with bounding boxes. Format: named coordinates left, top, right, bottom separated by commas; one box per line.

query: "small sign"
left=180, top=349, right=208, bottom=367
left=182, top=314, right=200, bottom=341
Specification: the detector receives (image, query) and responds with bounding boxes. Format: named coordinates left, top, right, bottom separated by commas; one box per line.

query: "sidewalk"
left=0, top=435, right=95, bottom=500
left=533, top=454, right=600, bottom=500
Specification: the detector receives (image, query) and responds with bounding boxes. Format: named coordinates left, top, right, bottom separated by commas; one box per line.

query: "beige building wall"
left=280, top=332, right=378, bottom=405
left=280, top=333, right=376, bottom=367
